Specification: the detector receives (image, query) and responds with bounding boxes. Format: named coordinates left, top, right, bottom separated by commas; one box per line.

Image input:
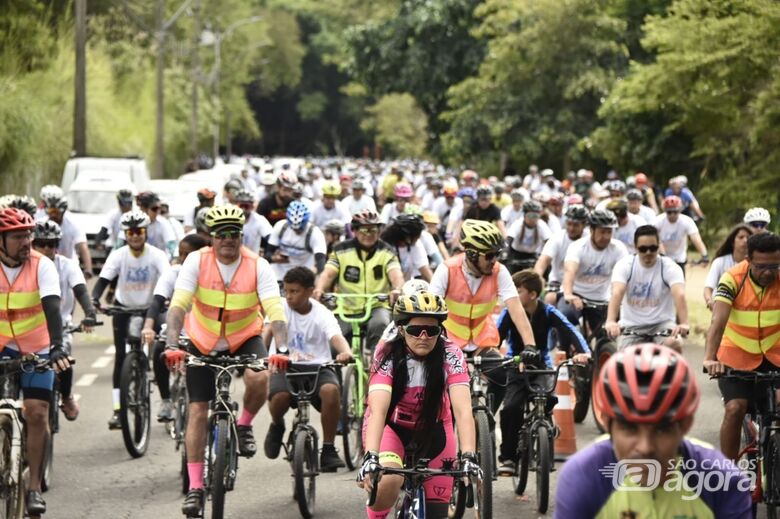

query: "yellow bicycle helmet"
left=393, top=291, right=449, bottom=325
left=205, top=204, right=245, bottom=231
left=321, top=181, right=342, bottom=197
left=460, top=219, right=503, bottom=253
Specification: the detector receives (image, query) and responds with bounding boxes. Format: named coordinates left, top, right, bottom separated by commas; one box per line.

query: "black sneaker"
left=182, top=488, right=204, bottom=517
left=320, top=445, right=345, bottom=472
left=236, top=425, right=257, bottom=458
left=264, top=422, right=285, bottom=459
left=108, top=411, right=121, bottom=430
left=497, top=459, right=516, bottom=477
left=26, top=490, right=46, bottom=515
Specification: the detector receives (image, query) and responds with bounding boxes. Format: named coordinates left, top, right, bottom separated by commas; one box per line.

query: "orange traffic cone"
left=553, top=350, right=577, bottom=461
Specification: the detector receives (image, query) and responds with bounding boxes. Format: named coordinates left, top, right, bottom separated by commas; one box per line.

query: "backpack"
left=280, top=222, right=314, bottom=253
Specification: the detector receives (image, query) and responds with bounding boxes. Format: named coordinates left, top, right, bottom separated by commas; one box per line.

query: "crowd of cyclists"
left=0, top=158, right=776, bottom=518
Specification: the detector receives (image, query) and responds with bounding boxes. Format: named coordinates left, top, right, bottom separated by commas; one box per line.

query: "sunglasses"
left=212, top=230, right=242, bottom=240
left=482, top=251, right=501, bottom=261
left=403, top=325, right=441, bottom=338
left=357, top=227, right=379, bottom=235
left=637, top=245, right=659, bottom=254
left=750, top=222, right=768, bottom=229
left=34, top=240, right=59, bottom=249
left=526, top=213, right=540, bottom=219
left=46, top=207, right=61, bottom=214
left=665, top=210, right=680, bottom=215
left=126, top=228, right=146, bottom=237
left=149, top=206, right=161, bottom=213
left=238, top=203, right=253, bottom=210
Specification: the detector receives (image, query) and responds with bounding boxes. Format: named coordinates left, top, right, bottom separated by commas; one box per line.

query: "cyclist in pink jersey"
left=357, top=292, right=479, bottom=519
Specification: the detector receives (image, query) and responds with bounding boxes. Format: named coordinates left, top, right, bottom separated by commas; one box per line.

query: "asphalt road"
left=39, top=326, right=735, bottom=519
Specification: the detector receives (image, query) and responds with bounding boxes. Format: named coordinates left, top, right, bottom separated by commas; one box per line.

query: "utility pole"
left=73, top=0, right=87, bottom=156
left=189, top=0, right=200, bottom=158
left=154, top=0, right=166, bottom=177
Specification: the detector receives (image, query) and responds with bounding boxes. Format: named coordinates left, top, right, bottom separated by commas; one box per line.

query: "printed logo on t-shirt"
left=289, top=332, right=314, bottom=361
left=125, top=266, right=151, bottom=291
left=627, top=282, right=660, bottom=308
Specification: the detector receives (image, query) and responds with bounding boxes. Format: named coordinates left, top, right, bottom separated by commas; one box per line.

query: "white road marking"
left=91, top=356, right=113, bottom=369
left=75, top=374, right=98, bottom=386
left=104, top=346, right=115, bottom=354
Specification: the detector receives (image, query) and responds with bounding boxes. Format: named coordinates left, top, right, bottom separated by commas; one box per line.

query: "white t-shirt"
left=379, top=203, right=405, bottom=225
left=268, top=299, right=342, bottom=364
left=1, top=254, right=60, bottom=352
left=268, top=221, right=327, bottom=280
left=99, top=244, right=170, bottom=308
left=636, top=204, right=657, bottom=223
left=310, top=200, right=351, bottom=228
left=55, top=254, right=86, bottom=322
left=103, top=208, right=124, bottom=245
left=420, top=191, right=437, bottom=212
left=654, top=213, right=699, bottom=263
left=612, top=255, right=684, bottom=327
left=146, top=218, right=176, bottom=258
left=507, top=219, right=552, bottom=254
left=54, top=212, right=87, bottom=260
left=243, top=213, right=273, bottom=253
left=541, top=231, right=577, bottom=283
left=153, top=263, right=181, bottom=299
left=166, top=216, right=186, bottom=243
left=705, top=254, right=738, bottom=290
left=342, top=195, right=376, bottom=216
left=614, top=213, right=647, bottom=253
left=501, top=206, right=524, bottom=228
left=394, top=240, right=428, bottom=281
left=420, top=231, right=439, bottom=259
left=545, top=214, right=562, bottom=234
left=565, top=237, right=628, bottom=301
left=432, top=197, right=463, bottom=229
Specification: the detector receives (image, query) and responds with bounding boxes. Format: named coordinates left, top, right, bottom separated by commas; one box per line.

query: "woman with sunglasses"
left=743, top=207, right=771, bottom=234
left=605, top=225, right=689, bottom=351
left=135, top=191, right=177, bottom=260
left=505, top=199, right=553, bottom=274
left=703, top=224, right=754, bottom=310
left=358, top=292, right=480, bottom=519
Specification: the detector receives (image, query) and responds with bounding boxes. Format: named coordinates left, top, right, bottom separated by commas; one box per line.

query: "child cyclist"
left=357, top=292, right=481, bottom=519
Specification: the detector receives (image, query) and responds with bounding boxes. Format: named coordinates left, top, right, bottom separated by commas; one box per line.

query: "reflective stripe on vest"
left=717, top=260, right=780, bottom=370
left=443, top=254, right=500, bottom=349
left=0, top=250, right=51, bottom=354
left=184, top=247, right=263, bottom=354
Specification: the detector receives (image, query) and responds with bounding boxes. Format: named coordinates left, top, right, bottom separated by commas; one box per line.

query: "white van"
left=61, top=156, right=150, bottom=192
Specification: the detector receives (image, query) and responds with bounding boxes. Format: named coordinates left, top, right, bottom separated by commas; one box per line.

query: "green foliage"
left=361, top=94, right=428, bottom=158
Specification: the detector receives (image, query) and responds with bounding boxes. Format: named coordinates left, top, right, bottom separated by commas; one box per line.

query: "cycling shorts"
left=269, top=366, right=339, bottom=411
left=0, top=350, right=53, bottom=402
left=185, top=336, right=267, bottom=402
left=719, top=358, right=779, bottom=404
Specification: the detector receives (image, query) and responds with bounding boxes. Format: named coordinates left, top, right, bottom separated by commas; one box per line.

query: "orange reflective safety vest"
left=443, top=254, right=500, bottom=349
left=0, top=250, right=51, bottom=354
left=185, top=247, right=263, bottom=355
left=717, top=261, right=780, bottom=370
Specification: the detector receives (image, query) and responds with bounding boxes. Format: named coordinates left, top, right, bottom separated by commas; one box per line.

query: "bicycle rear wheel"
left=0, top=415, right=24, bottom=519
left=590, top=339, right=616, bottom=433
left=209, top=417, right=230, bottom=519
left=474, top=410, right=493, bottom=519
left=341, top=365, right=364, bottom=470
left=119, top=351, right=151, bottom=458
left=535, top=425, right=552, bottom=514
left=293, top=430, right=317, bottom=519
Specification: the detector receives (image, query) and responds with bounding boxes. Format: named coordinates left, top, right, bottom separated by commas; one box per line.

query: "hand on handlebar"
left=389, top=289, right=401, bottom=307
left=672, top=323, right=690, bottom=338
left=572, top=352, right=591, bottom=365
left=703, top=358, right=725, bottom=376
left=357, top=452, right=381, bottom=491
left=49, top=346, right=71, bottom=373
left=605, top=321, right=620, bottom=339
left=163, top=348, right=187, bottom=371
left=335, top=351, right=354, bottom=364
left=520, top=346, right=541, bottom=367
left=141, top=327, right=156, bottom=346
left=267, top=354, right=291, bottom=373
left=564, top=294, right=583, bottom=311
left=81, top=315, right=98, bottom=333
left=312, top=289, right=323, bottom=302
left=459, top=451, right=483, bottom=481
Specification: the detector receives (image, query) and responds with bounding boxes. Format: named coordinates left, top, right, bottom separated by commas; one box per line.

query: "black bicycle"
left=281, top=361, right=348, bottom=518
left=185, top=354, right=266, bottom=519
left=707, top=369, right=780, bottom=519
left=101, top=306, right=151, bottom=458
left=574, top=298, right=613, bottom=432
left=368, top=456, right=475, bottom=519
left=512, top=361, right=577, bottom=514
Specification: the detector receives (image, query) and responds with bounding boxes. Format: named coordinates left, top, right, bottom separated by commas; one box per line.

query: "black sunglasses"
left=750, top=222, right=768, bottom=229
left=637, top=245, right=659, bottom=254
left=403, top=325, right=442, bottom=338
left=34, top=240, right=59, bottom=249
left=213, top=230, right=242, bottom=240
left=482, top=251, right=501, bottom=261
left=149, top=206, right=161, bottom=213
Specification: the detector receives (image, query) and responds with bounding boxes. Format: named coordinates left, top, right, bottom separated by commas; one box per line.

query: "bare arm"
left=261, top=326, right=273, bottom=349
left=704, top=301, right=731, bottom=374
left=270, top=320, right=287, bottom=351
left=165, top=307, right=186, bottom=348
left=388, top=267, right=405, bottom=291
left=689, top=232, right=708, bottom=258
left=670, top=283, right=689, bottom=336
left=505, top=296, right=536, bottom=346
left=495, top=219, right=507, bottom=238
left=703, top=287, right=714, bottom=310
left=605, top=282, right=626, bottom=338
left=534, top=254, right=552, bottom=279
left=313, top=267, right=338, bottom=300
left=449, top=385, right=475, bottom=452
left=364, top=390, right=391, bottom=454
left=76, top=242, right=93, bottom=278
left=418, top=265, right=433, bottom=283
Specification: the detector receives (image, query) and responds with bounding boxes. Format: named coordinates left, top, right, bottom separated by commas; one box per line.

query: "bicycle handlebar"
left=0, top=354, right=75, bottom=376
left=621, top=328, right=673, bottom=337
left=186, top=354, right=267, bottom=372
left=64, top=320, right=104, bottom=334
left=366, top=465, right=474, bottom=508
left=99, top=306, right=147, bottom=317
left=703, top=367, right=780, bottom=381
left=321, top=293, right=390, bottom=323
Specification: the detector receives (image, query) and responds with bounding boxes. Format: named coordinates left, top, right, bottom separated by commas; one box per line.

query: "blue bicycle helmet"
left=286, top=200, right=310, bottom=231
left=457, top=187, right=476, bottom=199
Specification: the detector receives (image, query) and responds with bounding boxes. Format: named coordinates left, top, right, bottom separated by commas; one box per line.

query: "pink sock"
left=237, top=409, right=256, bottom=427
left=366, top=506, right=390, bottom=519
left=187, top=463, right=204, bottom=490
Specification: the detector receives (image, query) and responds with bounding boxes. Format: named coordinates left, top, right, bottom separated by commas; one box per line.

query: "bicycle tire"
left=210, top=418, right=230, bottom=519
left=41, top=387, right=59, bottom=493
left=475, top=410, right=493, bottom=519
left=119, top=351, right=151, bottom=458
left=535, top=425, right=551, bottom=514
left=294, top=430, right=317, bottom=519
left=765, top=432, right=780, bottom=519
left=341, top=365, right=364, bottom=471
left=571, top=364, right=590, bottom=423
left=590, top=338, right=616, bottom=433
left=180, top=443, right=189, bottom=496
left=513, top=429, right=530, bottom=496
left=447, top=479, right=467, bottom=519
left=0, top=415, right=24, bottom=519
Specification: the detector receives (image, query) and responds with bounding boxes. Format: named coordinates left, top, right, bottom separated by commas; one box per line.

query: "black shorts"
left=268, top=366, right=339, bottom=412
left=718, top=358, right=780, bottom=404
left=186, top=336, right=267, bottom=403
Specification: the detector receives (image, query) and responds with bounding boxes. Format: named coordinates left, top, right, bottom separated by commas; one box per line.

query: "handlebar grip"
left=465, top=480, right=474, bottom=508
left=366, top=472, right=380, bottom=507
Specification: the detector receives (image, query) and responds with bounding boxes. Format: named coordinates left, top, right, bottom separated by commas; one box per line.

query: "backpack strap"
left=305, top=225, right=314, bottom=253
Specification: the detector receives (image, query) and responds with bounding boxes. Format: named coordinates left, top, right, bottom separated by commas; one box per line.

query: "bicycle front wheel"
left=535, top=425, right=552, bottom=514
left=447, top=479, right=467, bottom=519
left=341, top=365, right=364, bottom=470
left=571, top=363, right=590, bottom=423
left=0, top=415, right=23, bottom=519
left=119, top=351, right=151, bottom=458
left=294, top=430, right=317, bottom=519
left=513, top=429, right=530, bottom=496
left=41, top=387, right=58, bottom=492
left=474, top=410, right=493, bottom=519
left=210, top=418, right=230, bottom=519
left=591, top=338, right=616, bottom=433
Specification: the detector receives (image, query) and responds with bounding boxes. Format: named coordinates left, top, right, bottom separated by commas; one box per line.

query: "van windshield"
left=67, top=191, right=116, bottom=214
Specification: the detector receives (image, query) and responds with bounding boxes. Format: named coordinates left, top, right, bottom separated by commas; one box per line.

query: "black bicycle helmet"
left=234, top=189, right=255, bottom=204
left=522, top=200, right=543, bottom=213
left=625, top=188, right=644, bottom=202
left=117, top=189, right=134, bottom=204
left=135, top=191, right=159, bottom=208
left=390, top=213, right=425, bottom=238
left=587, top=208, right=618, bottom=228
left=564, top=204, right=589, bottom=222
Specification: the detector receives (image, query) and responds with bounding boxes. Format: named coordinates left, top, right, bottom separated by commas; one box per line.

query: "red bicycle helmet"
left=663, top=195, right=683, bottom=211
left=0, top=208, right=36, bottom=233
left=594, top=343, right=699, bottom=425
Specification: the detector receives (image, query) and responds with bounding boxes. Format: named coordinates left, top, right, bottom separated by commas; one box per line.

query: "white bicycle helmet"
left=744, top=207, right=771, bottom=225
left=40, top=185, right=63, bottom=201
left=401, top=279, right=430, bottom=296
left=120, top=210, right=151, bottom=230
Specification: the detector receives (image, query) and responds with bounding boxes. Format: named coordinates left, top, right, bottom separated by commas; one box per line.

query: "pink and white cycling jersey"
left=367, top=342, right=470, bottom=426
